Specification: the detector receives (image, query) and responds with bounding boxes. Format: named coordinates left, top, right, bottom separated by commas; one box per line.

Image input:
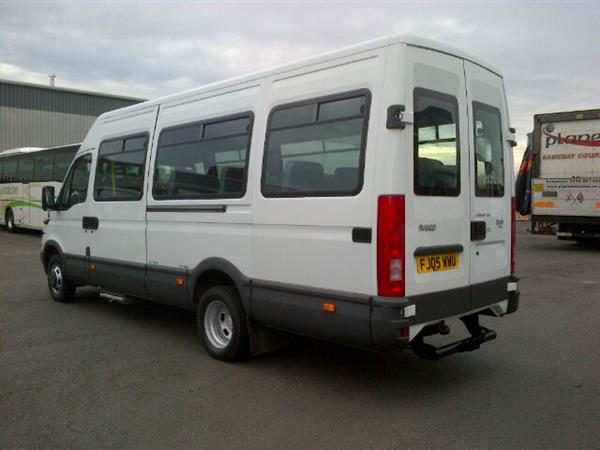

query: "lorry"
left=530, top=109, right=600, bottom=242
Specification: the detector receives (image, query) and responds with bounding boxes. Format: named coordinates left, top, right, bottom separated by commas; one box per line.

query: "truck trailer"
left=529, top=109, right=600, bottom=242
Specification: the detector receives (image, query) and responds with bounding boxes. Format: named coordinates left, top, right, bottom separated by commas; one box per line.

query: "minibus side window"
left=94, top=134, right=149, bottom=201
left=414, top=88, right=460, bottom=196
left=262, top=91, right=370, bottom=197
left=153, top=114, right=252, bottom=199
left=473, top=102, right=504, bottom=197
left=59, top=154, right=92, bottom=208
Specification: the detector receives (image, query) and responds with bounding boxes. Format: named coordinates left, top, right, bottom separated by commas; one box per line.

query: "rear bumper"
left=370, top=276, right=519, bottom=350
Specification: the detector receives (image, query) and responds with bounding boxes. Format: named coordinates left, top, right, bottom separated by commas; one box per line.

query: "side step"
left=411, top=314, right=497, bottom=361
left=99, top=292, right=146, bottom=305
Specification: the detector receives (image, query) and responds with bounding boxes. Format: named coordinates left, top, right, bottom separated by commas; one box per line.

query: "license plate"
left=416, top=253, right=459, bottom=273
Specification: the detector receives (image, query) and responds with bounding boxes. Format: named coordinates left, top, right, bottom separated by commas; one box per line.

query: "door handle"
left=352, top=227, right=372, bottom=243
left=82, top=216, right=99, bottom=230
left=471, top=221, right=486, bottom=241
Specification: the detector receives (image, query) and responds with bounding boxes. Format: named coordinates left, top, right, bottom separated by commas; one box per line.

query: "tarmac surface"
left=1, top=223, right=599, bottom=449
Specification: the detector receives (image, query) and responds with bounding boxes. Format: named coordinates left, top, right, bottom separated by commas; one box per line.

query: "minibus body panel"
left=41, top=35, right=517, bottom=357
left=84, top=106, right=158, bottom=298
left=145, top=86, right=260, bottom=308
left=49, top=153, right=92, bottom=283
left=249, top=50, right=384, bottom=341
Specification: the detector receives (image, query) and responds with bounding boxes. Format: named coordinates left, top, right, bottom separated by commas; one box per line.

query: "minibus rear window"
left=413, top=88, right=460, bottom=197
left=153, top=113, right=253, bottom=199
left=473, top=102, right=504, bottom=197
left=262, top=90, right=370, bottom=197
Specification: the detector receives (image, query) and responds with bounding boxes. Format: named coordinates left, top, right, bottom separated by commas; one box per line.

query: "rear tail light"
left=377, top=195, right=405, bottom=297
left=511, top=196, right=516, bottom=274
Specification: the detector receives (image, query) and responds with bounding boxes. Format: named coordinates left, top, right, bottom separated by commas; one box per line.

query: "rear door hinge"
left=386, top=105, right=413, bottom=130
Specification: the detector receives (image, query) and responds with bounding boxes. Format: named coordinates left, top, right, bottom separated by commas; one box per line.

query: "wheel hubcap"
left=49, top=264, right=63, bottom=296
left=204, top=300, right=233, bottom=349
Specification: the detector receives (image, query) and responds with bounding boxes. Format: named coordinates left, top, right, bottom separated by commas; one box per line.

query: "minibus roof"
left=101, top=34, right=503, bottom=121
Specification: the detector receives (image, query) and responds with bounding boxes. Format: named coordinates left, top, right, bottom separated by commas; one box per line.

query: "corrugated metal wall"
left=0, top=81, right=144, bottom=151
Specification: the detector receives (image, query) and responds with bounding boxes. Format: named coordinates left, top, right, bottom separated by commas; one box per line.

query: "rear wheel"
left=197, top=285, right=249, bottom=361
left=5, top=209, right=15, bottom=233
left=47, top=255, right=76, bottom=302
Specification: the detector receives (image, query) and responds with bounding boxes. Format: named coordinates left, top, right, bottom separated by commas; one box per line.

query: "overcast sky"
left=1, top=0, right=599, bottom=167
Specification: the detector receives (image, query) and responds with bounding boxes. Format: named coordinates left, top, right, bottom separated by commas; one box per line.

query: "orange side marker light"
left=322, top=303, right=336, bottom=313
left=176, top=278, right=185, bottom=286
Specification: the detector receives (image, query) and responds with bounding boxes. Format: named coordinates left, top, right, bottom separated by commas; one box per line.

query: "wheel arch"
left=41, top=240, right=64, bottom=273
left=4, top=207, right=14, bottom=230
left=188, top=258, right=251, bottom=312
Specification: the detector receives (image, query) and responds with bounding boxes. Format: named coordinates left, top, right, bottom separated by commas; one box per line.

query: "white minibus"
left=40, top=34, right=519, bottom=361
left=1, top=144, right=78, bottom=232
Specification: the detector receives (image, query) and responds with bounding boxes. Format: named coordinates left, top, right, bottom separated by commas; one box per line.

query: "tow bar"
left=411, top=314, right=497, bottom=360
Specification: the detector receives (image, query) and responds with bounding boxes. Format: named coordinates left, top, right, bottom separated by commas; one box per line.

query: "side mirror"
left=42, top=186, right=56, bottom=211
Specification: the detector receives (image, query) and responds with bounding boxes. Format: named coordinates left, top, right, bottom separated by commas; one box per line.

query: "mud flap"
left=411, top=314, right=497, bottom=360
left=248, top=322, right=288, bottom=356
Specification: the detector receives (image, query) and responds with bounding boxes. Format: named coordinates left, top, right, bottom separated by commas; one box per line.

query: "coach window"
left=3, top=159, right=18, bottom=183
left=153, top=113, right=253, bottom=199
left=262, top=91, right=370, bottom=196
left=59, top=154, right=92, bottom=208
left=54, top=151, right=75, bottom=182
left=94, top=134, right=149, bottom=201
left=33, top=154, right=55, bottom=182
left=473, top=102, right=504, bottom=197
left=17, top=157, right=35, bottom=183
left=414, top=88, right=460, bottom=196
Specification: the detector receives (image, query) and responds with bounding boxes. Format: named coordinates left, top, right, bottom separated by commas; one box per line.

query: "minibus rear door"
left=405, top=46, right=472, bottom=297
left=463, top=61, right=511, bottom=303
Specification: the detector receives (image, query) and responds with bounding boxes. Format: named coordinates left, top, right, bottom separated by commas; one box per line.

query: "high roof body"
left=102, top=34, right=503, bottom=120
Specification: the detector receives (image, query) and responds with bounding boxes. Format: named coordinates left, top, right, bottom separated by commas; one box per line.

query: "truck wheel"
left=47, top=255, right=76, bottom=302
left=5, top=209, right=15, bottom=233
left=197, top=285, right=249, bottom=361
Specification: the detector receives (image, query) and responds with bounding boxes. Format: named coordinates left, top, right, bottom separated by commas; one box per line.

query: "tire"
left=46, top=255, right=76, bottom=303
left=197, top=285, right=249, bottom=361
left=5, top=209, right=15, bottom=233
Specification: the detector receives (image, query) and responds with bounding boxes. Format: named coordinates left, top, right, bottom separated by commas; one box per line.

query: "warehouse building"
left=0, top=79, right=145, bottom=152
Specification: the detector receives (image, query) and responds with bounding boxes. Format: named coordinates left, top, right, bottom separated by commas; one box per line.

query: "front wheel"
left=197, top=286, right=249, bottom=361
left=47, top=255, right=76, bottom=302
left=5, top=209, right=15, bottom=233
